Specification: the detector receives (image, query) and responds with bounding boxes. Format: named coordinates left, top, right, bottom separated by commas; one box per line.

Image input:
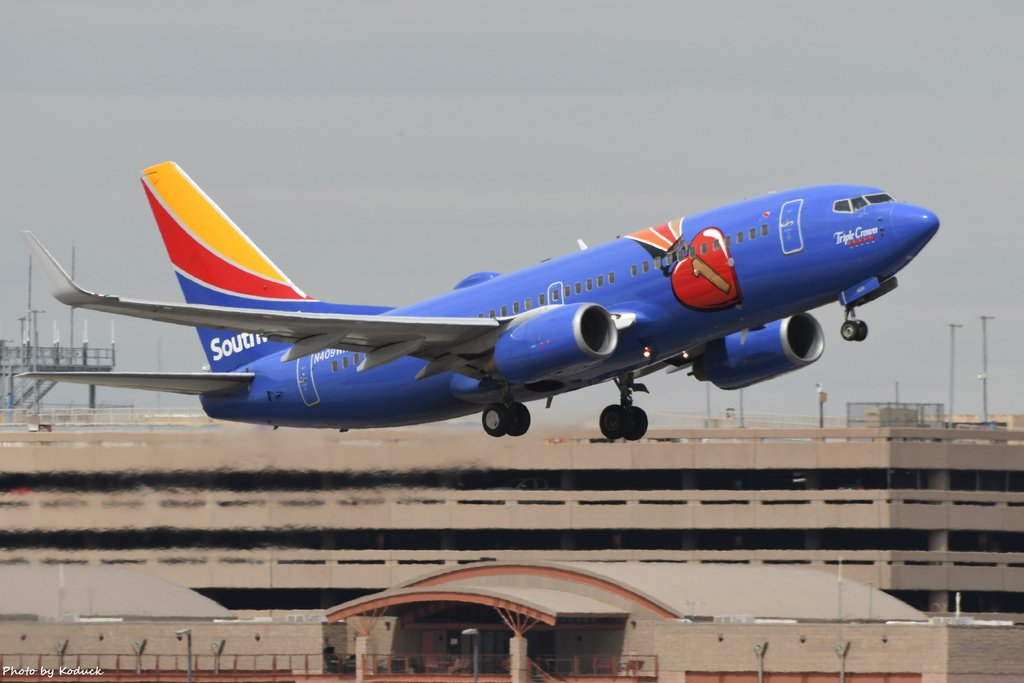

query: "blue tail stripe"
left=175, top=275, right=391, bottom=372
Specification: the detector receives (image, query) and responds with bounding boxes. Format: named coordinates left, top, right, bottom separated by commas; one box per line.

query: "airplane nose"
left=890, top=204, right=940, bottom=247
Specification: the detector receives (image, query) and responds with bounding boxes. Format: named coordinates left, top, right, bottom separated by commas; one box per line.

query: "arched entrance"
left=329, top=588, right=643, bottom=683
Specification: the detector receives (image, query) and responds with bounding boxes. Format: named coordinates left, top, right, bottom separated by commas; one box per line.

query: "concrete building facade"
left=5, top=563, right=1024, bottom=682
left=327, top=561, right=1024, bottom=683
left=1, top=426, right=1023, bottom=621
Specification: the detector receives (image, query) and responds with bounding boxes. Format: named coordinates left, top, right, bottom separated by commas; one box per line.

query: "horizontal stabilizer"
left=17, top=372, right=255, bottom=396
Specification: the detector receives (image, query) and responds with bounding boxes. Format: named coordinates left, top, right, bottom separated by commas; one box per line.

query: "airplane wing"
left=23, top=232, right=501, bottom=376
left=17, top=371, right=255, bottom=396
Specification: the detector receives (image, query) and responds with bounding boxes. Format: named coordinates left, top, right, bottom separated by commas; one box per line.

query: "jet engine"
left=492, top=303, right=618, bottom=384
left=692, top=313, right=825, bottom=390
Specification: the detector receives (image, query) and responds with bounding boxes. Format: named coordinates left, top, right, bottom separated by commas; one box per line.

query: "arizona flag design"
left=140, top=162, right=313, bottom=303
left=627, top=218, right=683, bottom=251
left=670, top=227, right=742, bottom=310
left=627, top=219, right=742, bottom=311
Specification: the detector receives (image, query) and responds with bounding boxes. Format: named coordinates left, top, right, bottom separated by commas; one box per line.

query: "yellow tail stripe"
left=141, top=162, right=289, bottom=284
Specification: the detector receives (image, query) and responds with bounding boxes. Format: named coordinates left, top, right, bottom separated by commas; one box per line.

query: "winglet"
left=21, top=231, right=97, bottom=307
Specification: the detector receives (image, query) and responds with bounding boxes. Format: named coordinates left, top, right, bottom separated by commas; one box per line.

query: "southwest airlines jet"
left=22, top=162, right=939, bottom=440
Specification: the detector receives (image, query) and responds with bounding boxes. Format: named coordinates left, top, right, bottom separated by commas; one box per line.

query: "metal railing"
left=649, top=410, right=847, bottom=429
left=1, top=406, right=211, bottom=427
left=532, top=655, right=659, bottom=679
left=529, top=658, right=557, bottom=683
left=3, top=423, right=1018, bottom=442
left=1, top=344, right=115, bottom=371
left=361, top=654, right=656, bottom=680
left=0, top=652, right=339, bottom=677
left=533, top=655, right=658, bottom=679
left=364, top=653, right=511, bottom=676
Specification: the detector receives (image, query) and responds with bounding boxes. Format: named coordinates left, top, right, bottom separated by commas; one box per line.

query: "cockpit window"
left=835, top=193, right=894, bottom=213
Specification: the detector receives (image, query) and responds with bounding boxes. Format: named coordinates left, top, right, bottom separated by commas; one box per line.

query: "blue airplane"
left=22, top=162, right=939, bottom=439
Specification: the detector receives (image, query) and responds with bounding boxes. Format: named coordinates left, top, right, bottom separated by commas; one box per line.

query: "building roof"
left=330, top=561, right=925, bottom=623
left=334, top=586, right=626, bottom=625
left=0, top=566, right=232, bottom=620
left=544, top=562, right=924, bottom=622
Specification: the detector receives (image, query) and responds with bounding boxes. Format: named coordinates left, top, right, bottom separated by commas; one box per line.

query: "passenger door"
left=296, top=355, right=321, bottom=407
left=546, top=281, right=565, bottom=305
left=779, top=199, right=805, bottom=255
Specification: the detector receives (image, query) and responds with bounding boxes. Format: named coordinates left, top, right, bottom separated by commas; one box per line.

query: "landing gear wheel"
left=601, top=372, right=651, bottom=441
left=623, top=407, right=648, bottom=441
left=841, top=304, right=869, bottom=342
left=506, top=403, right=531, bottom=437
left=482, top=403, right=510, bottom=437
left=599, top=405, right=627, bottom=440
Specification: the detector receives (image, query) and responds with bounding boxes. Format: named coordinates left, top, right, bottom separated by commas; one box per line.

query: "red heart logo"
left=671, top=227, right=742, bottom=310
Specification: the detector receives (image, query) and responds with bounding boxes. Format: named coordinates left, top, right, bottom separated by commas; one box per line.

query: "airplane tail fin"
left=141, top=161, right=313, bottom=306
left=140, top=161, right=312, bottom=370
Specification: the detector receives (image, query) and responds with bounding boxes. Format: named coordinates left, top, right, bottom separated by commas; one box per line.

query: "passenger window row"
left=627, top=224, right=769, bottom=276
left=723, top=224, right=770, bottom=248
left=330, top=353, right=364, bottom=373
left=476, top=271, right=618, bottom=319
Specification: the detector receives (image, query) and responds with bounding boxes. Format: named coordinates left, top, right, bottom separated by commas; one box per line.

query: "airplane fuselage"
left=199, top=183, right=938, bottom=429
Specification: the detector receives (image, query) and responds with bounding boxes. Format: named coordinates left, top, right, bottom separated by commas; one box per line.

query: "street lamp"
left=461, top=628, right=480, bottom=683
left=175, top=629, right=192, bottom=683
left=947, top=323, right=962, bottom=427
left=979, top=316, right=994, bottom=424
left=816, top=384, right=827, bottom=429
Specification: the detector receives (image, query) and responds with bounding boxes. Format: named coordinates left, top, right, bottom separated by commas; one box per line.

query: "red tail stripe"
left=143, top=183, right=310, bottom=301
left=651, top=224, right=677, bottom=246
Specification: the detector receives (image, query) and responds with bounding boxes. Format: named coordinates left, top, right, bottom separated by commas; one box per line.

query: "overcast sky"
left=1, top=1, right=1020, bottom=425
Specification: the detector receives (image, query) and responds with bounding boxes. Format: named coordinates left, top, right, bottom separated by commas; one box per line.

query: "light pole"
left=461, top=628, right=479, bottom=683
left=175, top=629, right=192, bottom=683
left=979, top=316, right=994, bottom=424
left=947, top=323, right=962, bottom=426
left=705, top=384, right=711, bottom=428
left=816, top=384, right=826, bottom=428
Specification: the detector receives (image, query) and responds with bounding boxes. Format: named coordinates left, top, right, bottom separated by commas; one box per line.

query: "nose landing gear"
left=840, top=308, right=868, bottom=342
left=837, top=276, right=898, bottom=343
left=599, top=373, right=649, bottom=441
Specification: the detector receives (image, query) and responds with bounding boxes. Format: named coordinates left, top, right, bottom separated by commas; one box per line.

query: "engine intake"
left=693, top=313, right=825, bottom=390
left=493, top=303, right=618, bottom=384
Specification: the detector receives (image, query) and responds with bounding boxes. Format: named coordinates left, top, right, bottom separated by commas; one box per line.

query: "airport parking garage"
left=3, top=421, right=1024, bottom=680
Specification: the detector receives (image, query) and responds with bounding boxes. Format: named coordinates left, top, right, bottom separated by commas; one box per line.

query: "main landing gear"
left=599, top=373, right=649, bottom=441
left=840, top=307, right=869, bottom=342
left=482, top=401, right=531, bottom=438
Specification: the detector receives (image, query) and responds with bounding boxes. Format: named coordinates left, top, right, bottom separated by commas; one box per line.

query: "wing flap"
left=17, top=372, right=255, bottom=396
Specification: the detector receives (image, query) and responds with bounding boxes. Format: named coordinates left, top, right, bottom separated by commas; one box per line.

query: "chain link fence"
left=846, top=402, right=945, bottom=428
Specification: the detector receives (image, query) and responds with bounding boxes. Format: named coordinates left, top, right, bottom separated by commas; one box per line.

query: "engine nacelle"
left=692, top=313, right=825, bottom=390
left=493, top=303, right=618, bottom=384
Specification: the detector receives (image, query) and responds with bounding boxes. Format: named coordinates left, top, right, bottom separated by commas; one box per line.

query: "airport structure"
left=3, top=425, right=1024, bottom=617
left=0, top=335, right=115, bottom=410
left=3, top=423, right=1024, bottom=681
left=5, top=561, right=1024, bottom=682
